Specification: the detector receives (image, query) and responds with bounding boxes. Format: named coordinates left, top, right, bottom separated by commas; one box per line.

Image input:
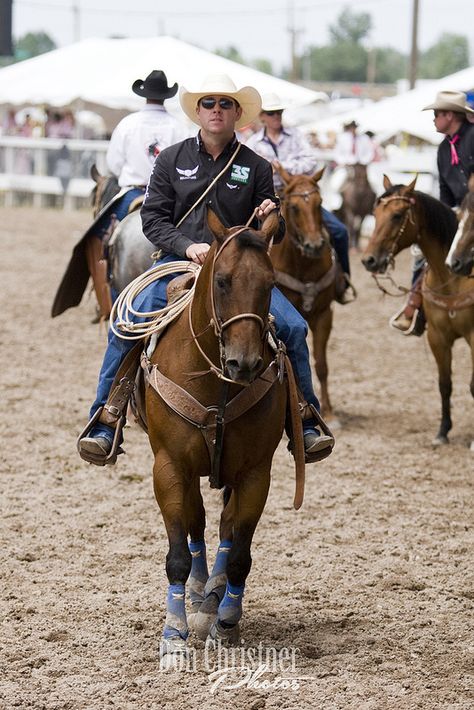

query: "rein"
left=189, top=211, right=270, bottom=384
left=371, top=194, right=416, bottom=297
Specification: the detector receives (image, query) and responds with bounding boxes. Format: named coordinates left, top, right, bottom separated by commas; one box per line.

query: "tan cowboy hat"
left=260, top=92, right=286, bottom=112
left=422, top=90, right=474, bottom=115
left=179, top=73, right=262, bottom=129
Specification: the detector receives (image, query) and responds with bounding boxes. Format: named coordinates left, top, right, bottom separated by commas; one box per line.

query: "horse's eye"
left=290, top=204, right=300, bottom=214
left=216, top=274, right=231, bottom=291
left=392, top=212, right=403, bottom=221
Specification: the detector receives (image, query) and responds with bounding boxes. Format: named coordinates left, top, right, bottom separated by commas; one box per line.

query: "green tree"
left=329, top=7, right=371, bottom=44
left=15, top=31, right=56, bottom=61
left=372, top=47, right=407, bottom=83
left=214, top=45, right=245, bottom=65
left=419, top=33, right=469, bottom=79
left=251, top=58, right=273, bottom=75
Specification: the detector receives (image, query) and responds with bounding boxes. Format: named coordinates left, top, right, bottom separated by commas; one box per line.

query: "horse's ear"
left=274, top=163, right=292, bottom=185
left=207, top=207, right=229, bottom=244
left=259, top=209, right=280, bottom=243
left=402, top=174, right=418, bottom=194
left=90, top=163, right=101, bottom=183
left=383, top=174, right=392, bottom=191
left=312, top=166, right=325, bottom=183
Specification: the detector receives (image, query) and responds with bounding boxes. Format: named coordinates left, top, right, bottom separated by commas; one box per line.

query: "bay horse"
left=90, top=164, right=154, bottom=294
left=339, top=163, right=376, bottom=249
left=446, top=174, right=474, bottom=276
left=143, top=209, right=292, bottom=668
left=362, top=175, right=474, bottom=447
left=271, top=166, right=338, bottom=422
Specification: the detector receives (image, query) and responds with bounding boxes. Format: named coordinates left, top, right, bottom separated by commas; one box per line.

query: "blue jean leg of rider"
left=89, top=255, right=321, bottom=433
left=321, top=207, right=350, bottom=275
left=94, top=187, right=145, bottom=239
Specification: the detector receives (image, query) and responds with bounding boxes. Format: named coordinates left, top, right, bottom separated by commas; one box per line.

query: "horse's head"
left=362, top=174, right=417, bottom=274
left=90, top=163, right=120, bottom=218
left=447, top=187, right=474, bottom=276
left=278, top=167, right=329, bottom=257
left=203, top=208, right=279, bottom=385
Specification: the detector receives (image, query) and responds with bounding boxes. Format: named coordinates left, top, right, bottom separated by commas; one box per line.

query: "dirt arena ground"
left=1, top=207, right=473, bottom=710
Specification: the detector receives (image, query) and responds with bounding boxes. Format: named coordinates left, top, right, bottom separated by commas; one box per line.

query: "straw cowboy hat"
left=260, top=92, right=286, bottom=112
left=179, top=73, right=262, bottom=129
left=422, top=90, right=474, bottom=115
left=132, top=70, right=178, bottom=100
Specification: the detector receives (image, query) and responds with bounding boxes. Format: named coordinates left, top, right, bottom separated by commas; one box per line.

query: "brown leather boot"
left=390, top=273, right=426, bottom=336
left=85, top=235, right=112, bottom=319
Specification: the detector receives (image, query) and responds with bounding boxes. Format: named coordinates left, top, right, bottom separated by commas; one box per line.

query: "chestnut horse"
left=339, top=163, right=376, bottom=249
left=362, top=175, right=474, bottom=447
left=271, top=166, right=338, bottom=422
left=144, top=210, right=291, bottom=668
left=446, top=175, right=474, bottom=276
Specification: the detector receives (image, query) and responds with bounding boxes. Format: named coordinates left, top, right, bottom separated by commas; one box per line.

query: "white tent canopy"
left=0, top=36, right=327, bottom=116
left=302, top=65, right=474, bottom=145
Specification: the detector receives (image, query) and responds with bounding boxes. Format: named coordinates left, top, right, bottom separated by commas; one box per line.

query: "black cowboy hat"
left=132, top=70, right=178, bottom=100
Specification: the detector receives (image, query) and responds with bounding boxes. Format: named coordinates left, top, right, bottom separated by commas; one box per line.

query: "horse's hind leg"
left=192, top=488, right=234, bottom=641
left=209, top=469, right=271, bottom=646
left=427, top=329, right=453, bottom=445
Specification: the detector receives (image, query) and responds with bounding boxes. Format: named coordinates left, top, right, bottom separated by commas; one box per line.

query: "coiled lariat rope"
left=109, top=207, right=264, bottom=341
left=109, top=260, right=201, bottom=340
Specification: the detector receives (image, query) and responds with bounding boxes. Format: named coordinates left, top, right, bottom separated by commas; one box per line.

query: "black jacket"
left=141, top=133, right=285, bottom=256
left=437, top=120, right=474, bottom=207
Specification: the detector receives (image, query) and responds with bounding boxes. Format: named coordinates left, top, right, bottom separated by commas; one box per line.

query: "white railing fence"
left=0, top=136, right=108, bottom=208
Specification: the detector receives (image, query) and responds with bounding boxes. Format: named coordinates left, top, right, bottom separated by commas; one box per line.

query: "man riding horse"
left=246, top=93, right=353, bottom=303
left=77, top=73, right=334, bottom=467
left=391, top=90, right=474, bottom=335
left=51, top=70, right=188, bottom=320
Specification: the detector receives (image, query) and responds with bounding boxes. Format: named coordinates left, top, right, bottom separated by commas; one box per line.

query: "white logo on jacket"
left=176, top=165, right=199, bottom=180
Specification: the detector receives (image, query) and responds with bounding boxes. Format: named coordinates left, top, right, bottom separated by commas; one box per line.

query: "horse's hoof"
left=192, top=592, right=220, bottom=640
left=206, top=620, right=240, bottom=648
left=159, top=637, right=189, bottom=671
left=432, top=435, right=449, bottom=447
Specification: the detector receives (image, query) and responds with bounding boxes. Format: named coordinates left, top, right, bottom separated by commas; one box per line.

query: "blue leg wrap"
left=163, top=583, right=188, bottom=640
left=204, top=539, right=232, bottom=600
left=188, top=540, right=208, bottom=607
left=218, top=582, right=245, bottom=626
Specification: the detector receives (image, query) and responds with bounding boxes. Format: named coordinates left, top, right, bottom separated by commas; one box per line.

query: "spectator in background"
left=2, top=109, right=18, bottom=135
left=334, top=120, right=375, bottom=167
left=246, top=92, right=352, bottom=303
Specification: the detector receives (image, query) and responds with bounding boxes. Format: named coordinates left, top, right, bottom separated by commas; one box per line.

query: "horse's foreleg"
left=309, top=308, right=334, bottom=421
left=186, top=478, right=208, bottom=613
left=209, top=469, right=271, bottom=645
left=427, top=328, right=453, bottom=445
left=153, top=458, right=191, bottom=667
left=192, top=488, right=235, bottom=640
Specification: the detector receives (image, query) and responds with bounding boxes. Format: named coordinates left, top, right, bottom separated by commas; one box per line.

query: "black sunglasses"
left=434, top=110, right=447, bottom=118
left=199, top=97, right=236, bottom=110
left=263, top=110, right=283, bottom=116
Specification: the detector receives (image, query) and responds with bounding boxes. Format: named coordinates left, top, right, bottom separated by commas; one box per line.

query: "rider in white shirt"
left=333, top=120, right=375, bottom=166
left=87, top=70, right=188, bottom=318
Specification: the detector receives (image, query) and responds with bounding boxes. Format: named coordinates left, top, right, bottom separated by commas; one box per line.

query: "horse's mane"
left=378, top=185, right=458, bottom=248
left=91, top=175, right=120, bottom=209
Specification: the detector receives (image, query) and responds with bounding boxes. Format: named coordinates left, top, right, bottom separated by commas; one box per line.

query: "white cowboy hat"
left=260, top=92, right=286, bottom=112
left=422, top=90, right=474, bottom=115
left=179, top=73, right=262, bottom=129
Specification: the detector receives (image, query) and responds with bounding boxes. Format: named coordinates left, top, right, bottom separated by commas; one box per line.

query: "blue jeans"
left=95, top=187, right=145, bottom=238
left=321, top=207, right=350, bottom=276
left=89, top=254, right=320, bottom=423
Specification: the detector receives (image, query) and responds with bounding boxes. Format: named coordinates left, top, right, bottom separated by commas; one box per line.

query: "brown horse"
left=271, top=166, right=338, bottom=422
left=447, top=174, right=474, bottom=276
left=143, top=209, right=292, bottom=668
left=362, top=175, right=474, bottom=447
left=339, top=163, right=376, bottom=249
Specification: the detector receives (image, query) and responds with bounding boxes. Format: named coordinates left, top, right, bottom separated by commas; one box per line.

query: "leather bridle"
left=189, top=227, right=271, bottom=383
